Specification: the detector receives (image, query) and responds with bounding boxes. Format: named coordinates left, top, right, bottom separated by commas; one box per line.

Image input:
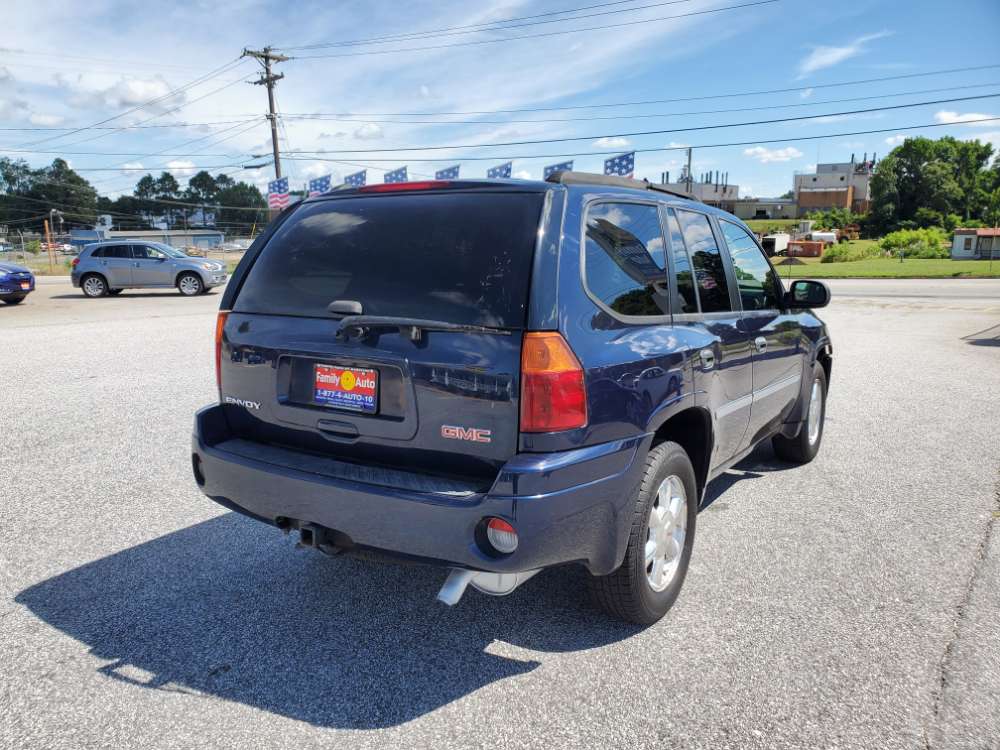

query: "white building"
left=952, top=228, right=1000, bottom=259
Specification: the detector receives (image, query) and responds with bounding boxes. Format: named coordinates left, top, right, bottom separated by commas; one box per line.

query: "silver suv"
left=71, top=241, right=227, bottom=297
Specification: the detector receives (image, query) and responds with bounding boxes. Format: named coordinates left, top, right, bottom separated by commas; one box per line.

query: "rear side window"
left=90, top=247, right=104, bottom=258
left=675, top=210, right=731, bottom=313
left=583, top=202, right=668, bottom=317
left=234, top=192, right=544, bottom=327
left=665, top=209, right=698, bottom=314
left=101, top=245, right=130, bottom=259
left=720, top=220, right=783, bottom=311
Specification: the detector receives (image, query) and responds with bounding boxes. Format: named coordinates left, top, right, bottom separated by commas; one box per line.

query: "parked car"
left=0, top=261, right=35, bottom=305
left=70, top=241, right=227, bottom=297
left=191, top=172, right=832, bottom=624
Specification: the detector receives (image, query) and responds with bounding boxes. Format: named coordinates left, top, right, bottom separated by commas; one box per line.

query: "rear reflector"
left=359, top=181, right=449, bottom=193
left=215, top=310, right=229, bottom=395
left=519, top=332, right=587, bottom=433
left=486, top=518, right=518, bottom=554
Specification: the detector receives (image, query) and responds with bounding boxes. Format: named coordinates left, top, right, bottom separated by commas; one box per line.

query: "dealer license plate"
left=314, top=364, right=378, bottom=413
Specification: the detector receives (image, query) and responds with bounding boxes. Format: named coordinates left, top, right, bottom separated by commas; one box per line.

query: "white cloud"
left=0, top=66, right=12, bottom=85
left=743, top=146, right=804, bottom=163
left=934, top=110, right=998, bottom=127
left=353, top=122, right=383, bottom=139
left=165, top=159, right=195, bottom=176
left=120, top=161, right=144, bottom=175
left=28, top=112, right=64, bottom=126
left=884, top=134, right=909, bottom=146
left=666, top=141, right=689, bottom=149
left=58, top=73, right=186, bottom=113
left=419, top=85, right=431, bottom=99
left=799, top=88, right=814, bottom=99
left=513, top=169, right=532, bottom=180
left=593, top=136, right=631, bottom=148
left=797, top=31, right=893, bottom=78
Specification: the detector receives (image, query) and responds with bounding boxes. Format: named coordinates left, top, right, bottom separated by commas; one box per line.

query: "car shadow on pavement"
left=49, top=292, right=217, bottom=300
left=15, top=513, right=641, bottom=729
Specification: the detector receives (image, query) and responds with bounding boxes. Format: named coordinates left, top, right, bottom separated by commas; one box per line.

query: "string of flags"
left=267, top=152, right=637, bottom=204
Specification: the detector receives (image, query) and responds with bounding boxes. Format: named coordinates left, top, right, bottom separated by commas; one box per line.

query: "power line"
left=0, top=118, right=259, bottom=133
left=269, top=64, right=1000, bottom=117
left=10, top=58, right=247, bottom=150
left=289, top=1, right=779, bottom=59
left=281, top=0, right=697, bottom=50
left=280, top=115, right=1000, bottom=163
left=52, top=72, right=257, bottom=150
left=274, top=82, right=1000, bottom=126
left=283, top=92, right=1000, bottom=154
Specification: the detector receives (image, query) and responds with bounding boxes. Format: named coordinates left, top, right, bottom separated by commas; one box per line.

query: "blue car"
left=192, top=172, right=832, bottom=624
left=0, top=261, right=35, bottom=305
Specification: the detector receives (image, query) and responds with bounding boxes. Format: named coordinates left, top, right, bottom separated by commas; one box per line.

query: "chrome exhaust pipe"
left=436, top=568, right=541, bottom=606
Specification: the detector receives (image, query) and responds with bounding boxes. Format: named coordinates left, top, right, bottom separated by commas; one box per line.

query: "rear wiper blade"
left=335, top=315, right=511, bottom=342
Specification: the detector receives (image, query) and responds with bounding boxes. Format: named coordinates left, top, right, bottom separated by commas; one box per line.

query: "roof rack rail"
left=544, top=170, right=697, bottom=201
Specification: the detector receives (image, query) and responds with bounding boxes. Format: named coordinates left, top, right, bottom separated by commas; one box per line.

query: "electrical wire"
left=283, top=92, right=1000, bottom=155
left=279, top=115, right=1000, bottom=162
left=290, top=1, right=779, bottom=59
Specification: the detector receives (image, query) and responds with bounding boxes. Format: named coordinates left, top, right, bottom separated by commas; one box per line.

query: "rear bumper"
left=192, top=404, right=649, bottom=575
left=0, top=278, right=34, bottom=296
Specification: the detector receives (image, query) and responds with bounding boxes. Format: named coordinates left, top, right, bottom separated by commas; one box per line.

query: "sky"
left=2, top=0, right=1000, bottom=200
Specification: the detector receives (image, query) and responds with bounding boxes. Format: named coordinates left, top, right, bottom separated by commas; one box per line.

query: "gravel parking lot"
left=2, top=279, right=998, bottom=749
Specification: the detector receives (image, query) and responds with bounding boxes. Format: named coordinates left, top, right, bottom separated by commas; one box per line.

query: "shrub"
left=820, top=242, right=883, bottom=263
left=877, top=227, right=948, bottom=259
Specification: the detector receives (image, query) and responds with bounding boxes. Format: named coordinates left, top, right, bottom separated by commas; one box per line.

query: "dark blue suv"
left=192, top=172, right=832, bottom=624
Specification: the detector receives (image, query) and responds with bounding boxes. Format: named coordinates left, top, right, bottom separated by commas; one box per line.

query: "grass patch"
left=745, top=218, right=800, bottom=234
left=774, top=258, right=1000, bottom=279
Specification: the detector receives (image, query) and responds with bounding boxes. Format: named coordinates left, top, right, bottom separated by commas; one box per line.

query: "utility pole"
left=685, top=148, right=693, bottom=195
left=242, top=46, right=288, bottom=180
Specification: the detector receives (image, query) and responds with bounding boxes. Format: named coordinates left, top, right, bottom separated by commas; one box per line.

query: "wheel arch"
left=175, top=269, right=204, bottom=287
left=650, top=406, right=713, bottom=504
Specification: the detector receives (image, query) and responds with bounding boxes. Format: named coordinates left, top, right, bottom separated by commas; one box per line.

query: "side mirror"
left=785, top=279, right=830, bottom=309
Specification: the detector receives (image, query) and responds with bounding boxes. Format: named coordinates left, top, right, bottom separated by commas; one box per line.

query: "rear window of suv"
left=234, top=191, right=545, bottom=328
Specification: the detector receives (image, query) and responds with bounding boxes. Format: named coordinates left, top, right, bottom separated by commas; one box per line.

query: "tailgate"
left=220, top=189, right=545, bottom=481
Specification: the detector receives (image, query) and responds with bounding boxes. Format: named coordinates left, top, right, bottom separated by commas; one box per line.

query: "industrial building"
left=659, top=169, right=739, bottom=213
left=732, top=198, right=799, bottom=220
left=793, top=155, right=875, bottom=214
left=68, top=228, right=225, bottom=250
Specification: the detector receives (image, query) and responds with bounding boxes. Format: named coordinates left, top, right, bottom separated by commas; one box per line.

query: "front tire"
left=81, top=274, right=108, bottom=298
left=588, top=440, right=698, bottom=625
left=772, top=362, right=827, bottom=464
left=177, top=272, right=203, bottom=296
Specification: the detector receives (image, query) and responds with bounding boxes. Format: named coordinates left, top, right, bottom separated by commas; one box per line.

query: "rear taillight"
left=71, top=258, right=79, bottom=268
left=519, top=332, right=587, bottom=433
left=485, top=518, right=519, bottom=554
left=215, top=311, right=229, bottom=395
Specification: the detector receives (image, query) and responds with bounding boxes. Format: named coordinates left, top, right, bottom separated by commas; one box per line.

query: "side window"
left=132, top=244, right=165, bottom=260
left=720, top=220, right=783, bottom=311
left=90, top=247, right=104, bottom=258
left=105, top=245, right=129, bottom=259
left=665, top=209, right=698, bottom=314
left=584, top=202, right=669, bottom=317
left=675, top=210, right=731, bottom=313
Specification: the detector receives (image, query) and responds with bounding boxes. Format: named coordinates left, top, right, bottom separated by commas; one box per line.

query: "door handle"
left=754, top=336, right=768, bottom=354
left=699, top=349, right=715, bottom=370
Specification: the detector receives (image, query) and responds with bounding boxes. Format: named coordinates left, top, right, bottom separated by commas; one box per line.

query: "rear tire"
left=81, top=274, right=108, bottom=298
left=3, top=296, right=25, bottom=305
left=772, top=362, right=827, bottom=464
left=177, top=272, right=203, bottom=296
left=588, top=440, right=698, bottom=625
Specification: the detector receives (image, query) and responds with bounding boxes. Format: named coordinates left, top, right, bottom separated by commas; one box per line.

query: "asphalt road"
left=2, top=279, right=998, bottom=749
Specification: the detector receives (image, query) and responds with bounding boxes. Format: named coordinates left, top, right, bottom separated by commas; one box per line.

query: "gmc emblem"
left=441, top=425, right=492, bottom=443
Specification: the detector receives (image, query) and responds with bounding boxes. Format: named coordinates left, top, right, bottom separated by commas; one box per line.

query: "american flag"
left=384, top=166, right=408, bottom=183
left=486, top=161, right=512, bottom=179
left=435, top=165, right=460, bottom=180
left=308, top=175, right=332, bottom=197
left=604, top=152, right=635, bottom=178
left=344, top=170, right=366, bottom=187
left=544, top=160, right=574, bottom=179
left=267, top=177, right=289, bottom=209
